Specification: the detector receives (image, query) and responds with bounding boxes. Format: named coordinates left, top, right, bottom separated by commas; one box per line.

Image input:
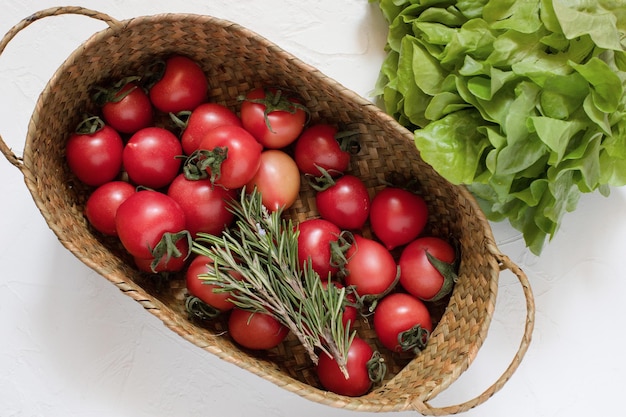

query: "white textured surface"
left=1, top=1, right=625, bottom=416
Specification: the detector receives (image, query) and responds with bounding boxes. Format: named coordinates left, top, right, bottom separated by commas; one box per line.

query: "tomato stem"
left=398, top=324, right=430, bottom=353
left=335, top=130, right=361, bottom=155
left=91, top=75, right=142, bottom=106
left=185, top=295, right=222, bottom=320
left=424, top=250, right=458, bottom=302
left=329, top=230, right=353, bottom=271
left=74, top=115, right=105, bottom=134
left=366, top=351, right=387, bottom=385
left=306, top=166, right=341, bottom=192
left=142, top=59, right=167, bottom=90
left=148, top=230, right=192, bottom=273
left=170, top=110, right=192, bottom=131
left=332, top=230, right=356, bottom=276
left=182, top=147, right=229, bottom=182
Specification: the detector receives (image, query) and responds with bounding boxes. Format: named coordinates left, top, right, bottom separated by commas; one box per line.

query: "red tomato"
left=342, top=235, right=397, bottom=297
left=228, top=308, right=289, bottom=350
left=134, top=234, right=189, bottom=273
left=240, top=87, right=307, bottom=148
left=123, top=127, right=183, bottom=189
left=115, top=190, right=187, bottom=260
left=100, top=81, right=153, bottom=134
left=185, top=255, right=236, bottom=311
left=246, top=150, right=300, bottom=212
left=66, top=123, right=123, bottom=186
left=370, top=187, right=428, bottom=250
left=293, top=124, right=352, bottom=176
left=316, top=336, right=375, bottom=397
left=167, top=174, right=236, bottom=238
left=373, top=292, right=432, bottom=352
left=297, top=218, right=341, bottom=280
left=197, top=124, right=262, bottom=189
left=149, top=55, right=208, bottom=113
left=315, top=175, right=370, bottom=230
left=399, top=237, right=457, bottom=301
left=84, top=181, right=136, bottom=236
left=181, top=102, right=242, bottom=155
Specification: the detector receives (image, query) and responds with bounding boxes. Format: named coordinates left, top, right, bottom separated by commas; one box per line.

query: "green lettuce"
left=372, top=0, right=626, bottom=254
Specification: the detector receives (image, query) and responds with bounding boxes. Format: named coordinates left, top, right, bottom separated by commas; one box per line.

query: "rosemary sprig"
left=192, top=188, right=355, bottom=376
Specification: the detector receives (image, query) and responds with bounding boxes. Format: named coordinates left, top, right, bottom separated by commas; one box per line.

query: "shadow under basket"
left=0, top=7, right=535, bottom=415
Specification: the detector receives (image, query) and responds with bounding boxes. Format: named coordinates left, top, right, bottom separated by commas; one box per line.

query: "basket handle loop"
left=0, top=6, right=121, bottom=171
left=412, top=244, right=535, bottom=416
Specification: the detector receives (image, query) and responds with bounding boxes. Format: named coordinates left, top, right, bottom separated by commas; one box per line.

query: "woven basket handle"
left=413, top=245, right=535, bottom=416
left=0, top=6, right=121, bottom=172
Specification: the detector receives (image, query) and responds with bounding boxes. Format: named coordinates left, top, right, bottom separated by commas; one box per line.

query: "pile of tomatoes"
left=65, top=55, right=459, bottom=397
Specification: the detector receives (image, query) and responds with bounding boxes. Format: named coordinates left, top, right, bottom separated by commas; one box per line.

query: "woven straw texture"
left=0, top=7, right=535, bottom=415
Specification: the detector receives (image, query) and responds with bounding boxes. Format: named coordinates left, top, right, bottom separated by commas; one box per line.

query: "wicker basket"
left=0, top=7, right=534, bottom=415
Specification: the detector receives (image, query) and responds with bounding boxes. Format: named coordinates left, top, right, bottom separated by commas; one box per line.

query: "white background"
left=1, top=1, right=625, bottom=416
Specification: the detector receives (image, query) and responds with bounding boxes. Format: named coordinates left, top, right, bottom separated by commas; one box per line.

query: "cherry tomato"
left=167, top=173, right=236, bottom=238
left=316, top=336, right=375, bottom=397
left=370, top=187, right=428, bottom=250
left=100, top=81, right=153, bottom=134
left=240, top=87, right=307, bottom=148
left=185, top=255, right=236, bottom=311
left=373, top=292, right=432, bottom=352
left=197, top=125, right=262, bottom=189
left=342, top=235, right=397, bottom=297
left=180, top=102, right=242, bottom=155
left=246, top=150, right=300, bottom=212
left=123, top=127, right=183, bottom=189
left=297, top=218, right=341, bottom=280
left=293, top=124, right=352, bottom=176
left=66, top=122, right=123, bottom=186
left=315, top=175, right=370, bottom=230
left=228, top=308, right=289, bottom=350
left=399, top=237, right=457, bottom=301
left=149, top=55, right=208, bottom=113
left=84, top=181, right=136, bottom=236
left=115, top=190, right=187, bottom=260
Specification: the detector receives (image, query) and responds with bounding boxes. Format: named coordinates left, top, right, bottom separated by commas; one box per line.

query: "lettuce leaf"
left=373, top=0, right=626, bottom=254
